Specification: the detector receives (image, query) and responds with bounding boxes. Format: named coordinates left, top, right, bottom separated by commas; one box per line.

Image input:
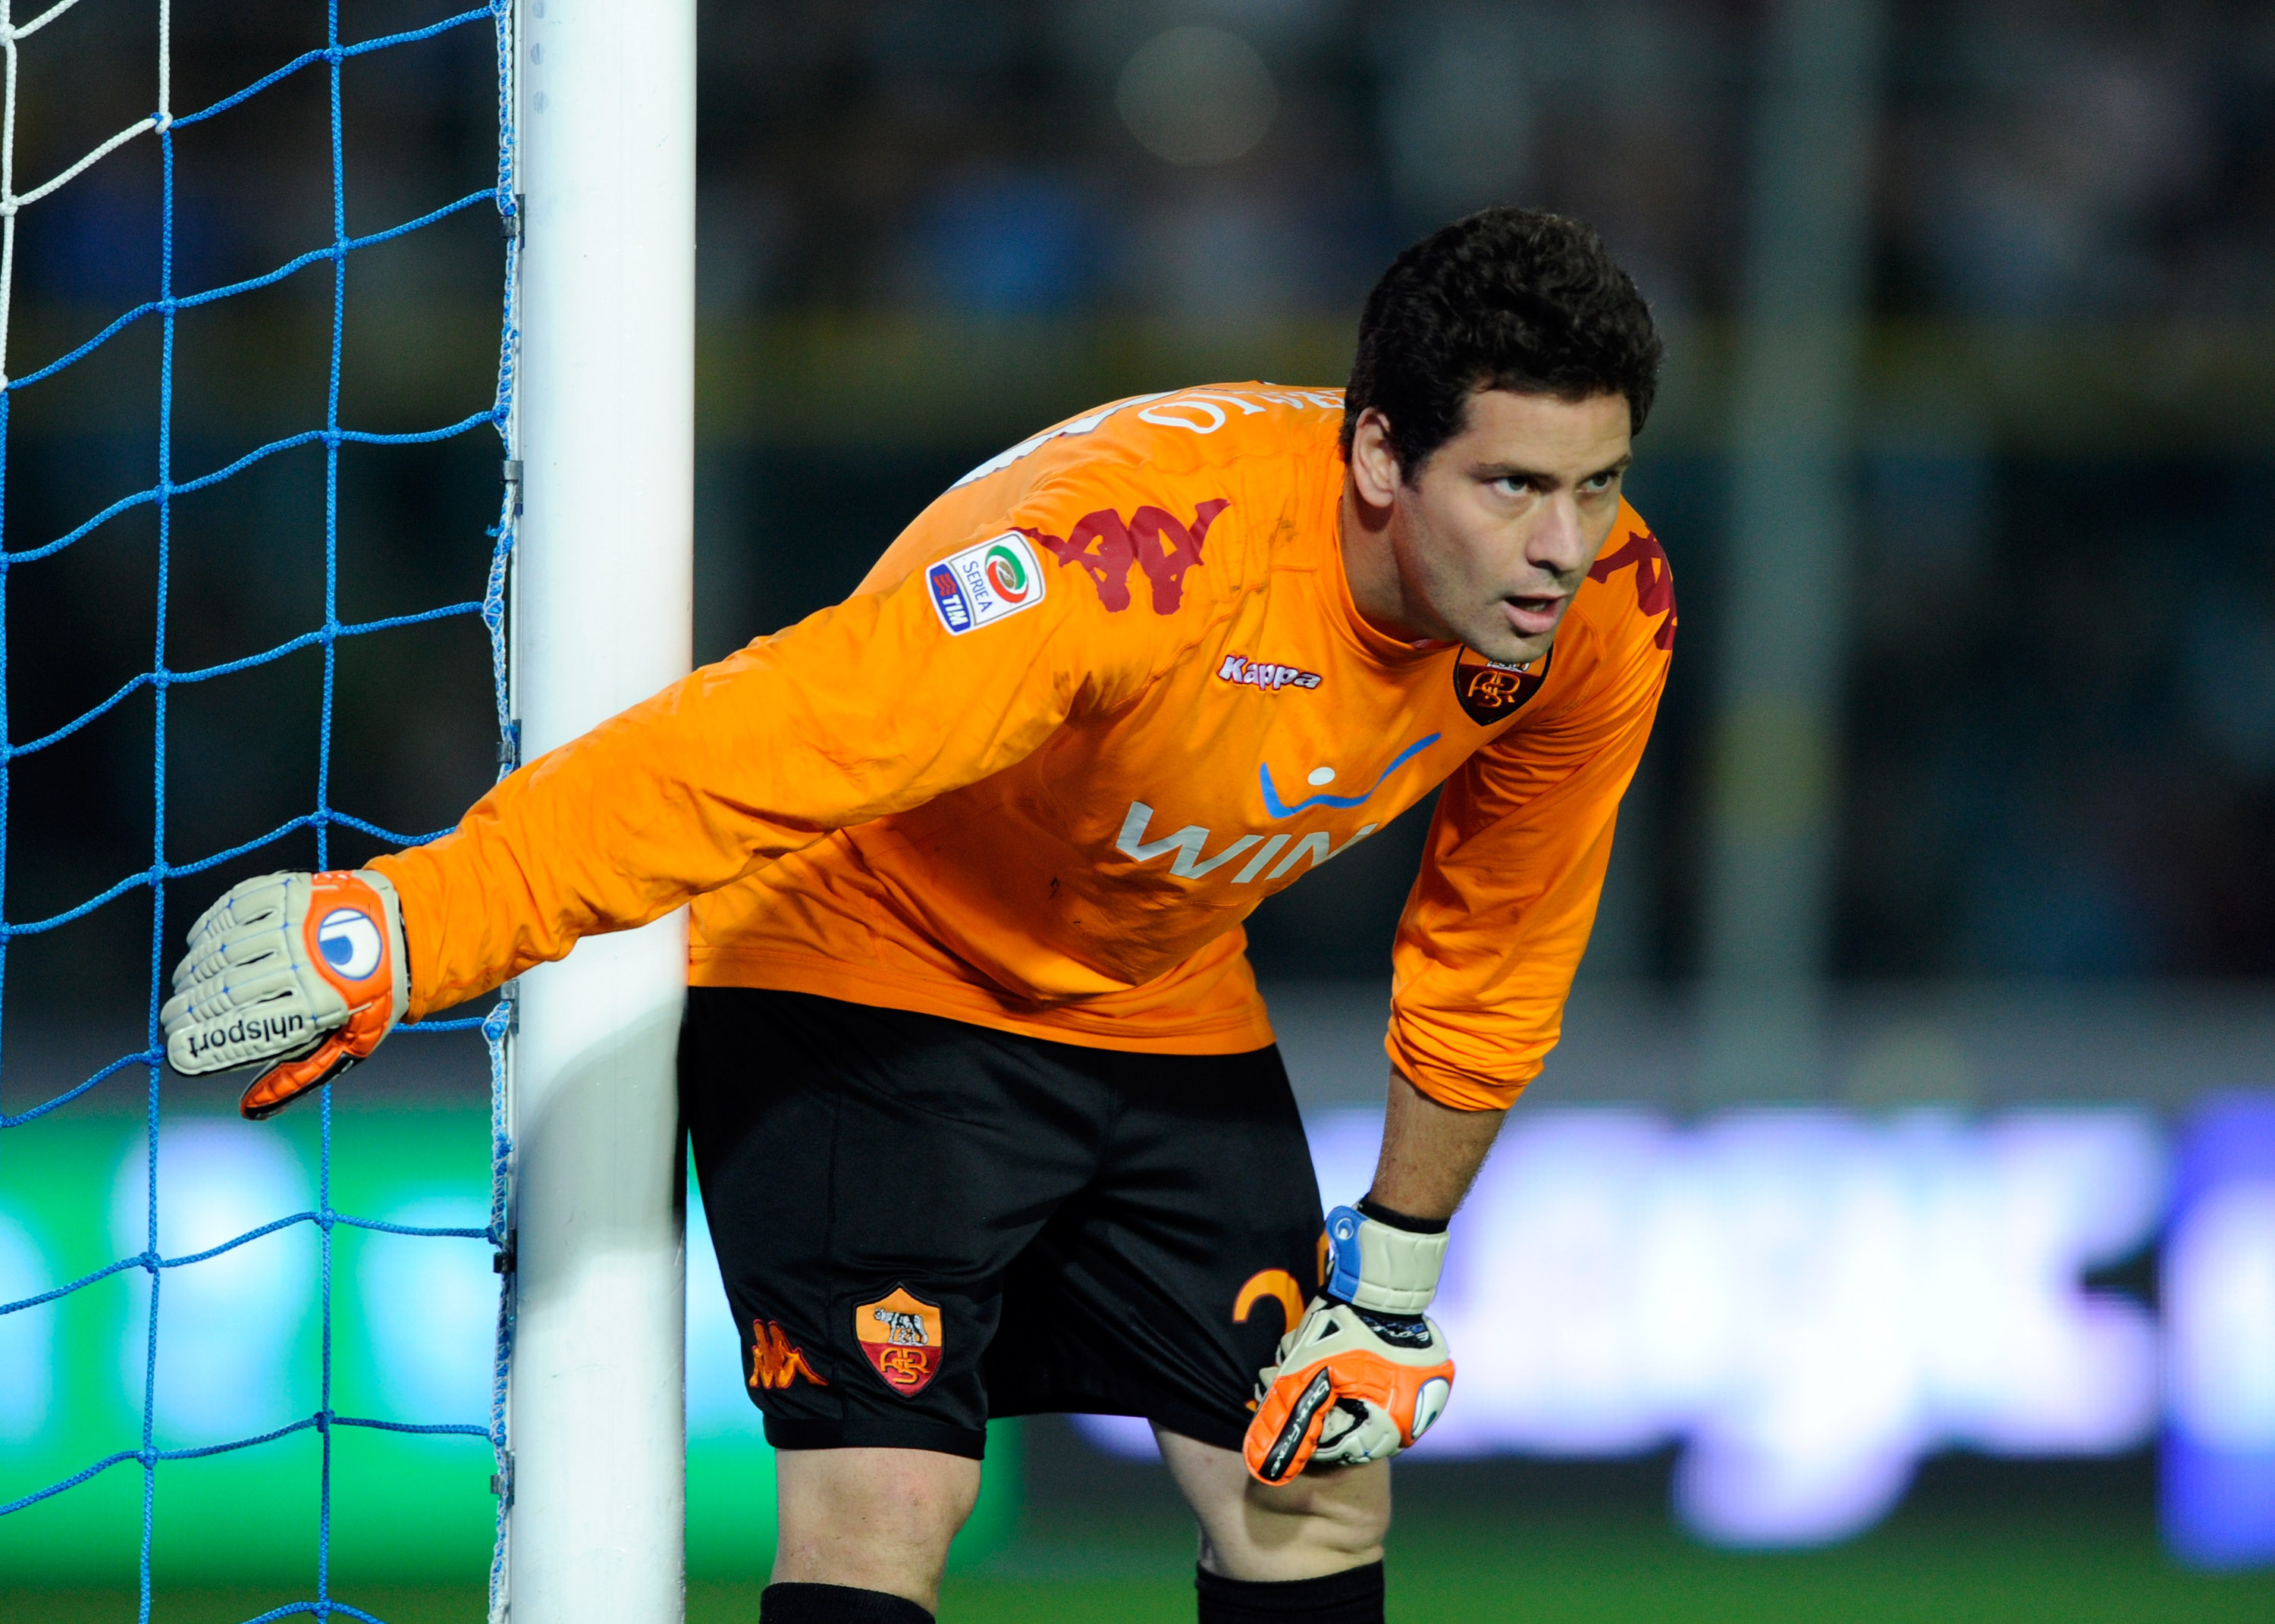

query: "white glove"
left=1243, top=1202, right=1456, bottom=1484
left=162, top=870, right=409, bottom=1118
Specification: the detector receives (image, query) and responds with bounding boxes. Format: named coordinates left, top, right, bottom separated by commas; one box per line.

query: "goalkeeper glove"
left=162, top=870, right=409, bottom=1120
left=1243, top=1201, right=1455, bottom=1485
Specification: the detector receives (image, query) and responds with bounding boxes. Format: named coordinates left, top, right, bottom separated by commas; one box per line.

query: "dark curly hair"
left=1342, top=207, right=1664, bottom=477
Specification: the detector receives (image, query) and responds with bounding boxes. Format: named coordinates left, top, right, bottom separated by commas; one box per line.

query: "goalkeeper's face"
left=1357, top=387, right=1633, bottom=668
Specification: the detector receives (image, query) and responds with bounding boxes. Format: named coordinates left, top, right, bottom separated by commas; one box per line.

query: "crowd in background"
left=8, top=0, right=2275, bottom=1011
left=675, top=2, right=2275, bottom=324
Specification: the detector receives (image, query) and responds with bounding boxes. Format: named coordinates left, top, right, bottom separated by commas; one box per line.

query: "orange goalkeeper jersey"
left=372, top=384, right=1675, bottom=1111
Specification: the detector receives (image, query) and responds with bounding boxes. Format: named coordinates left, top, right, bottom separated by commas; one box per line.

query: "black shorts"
left=680, top=987, right=1326, bottom=1461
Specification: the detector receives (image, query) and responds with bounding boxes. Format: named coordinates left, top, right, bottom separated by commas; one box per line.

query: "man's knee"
left=1235, top=1462, right=1392, bottom=1569
left=1203, top=1459, right=1392, bottom=1580
left=772, top=1446, right=981, bottom=1611
left=782, top=1446, right=979, bottom=1538
left=1196, top=1472, right=1390, bottom=1624
left=1156, top=1427, right=1392, bottom=1583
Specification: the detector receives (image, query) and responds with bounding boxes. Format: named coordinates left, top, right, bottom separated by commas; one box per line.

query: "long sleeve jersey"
left=370, top=384, right=1676, bottom=1111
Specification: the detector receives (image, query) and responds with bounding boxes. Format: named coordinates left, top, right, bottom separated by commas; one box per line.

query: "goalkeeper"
left=167, top=207, right=1673, bottom=1624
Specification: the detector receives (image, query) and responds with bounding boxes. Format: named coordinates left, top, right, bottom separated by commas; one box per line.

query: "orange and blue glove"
left=162, top=870, right=409, bottom=1119
left=1243, top=1201, right=1456, bottom=1484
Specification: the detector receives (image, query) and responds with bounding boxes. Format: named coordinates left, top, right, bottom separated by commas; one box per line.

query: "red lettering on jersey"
left=1023, top=498, right=1230, bottom=615
left=1587, top=528, right=1678, bottom=651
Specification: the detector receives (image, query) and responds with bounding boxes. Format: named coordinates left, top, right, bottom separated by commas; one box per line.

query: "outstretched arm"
left=372, top=506, right=1173, bottom=1020
left=162, top=461, right=1187, bottom=1115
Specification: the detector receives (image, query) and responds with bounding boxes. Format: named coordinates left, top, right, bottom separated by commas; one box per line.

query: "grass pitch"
left=8, top=1507, right=2270, bottom=1622
left=6, top=1442, right=2271, bottom=1621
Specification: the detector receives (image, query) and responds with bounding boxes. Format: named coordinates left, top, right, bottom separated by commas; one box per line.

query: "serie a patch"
left=926, top=531, right=1046, bottom=635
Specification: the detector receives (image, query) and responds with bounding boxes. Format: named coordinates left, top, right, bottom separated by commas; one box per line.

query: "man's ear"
left=1348, top=407, right=1402, bottom=507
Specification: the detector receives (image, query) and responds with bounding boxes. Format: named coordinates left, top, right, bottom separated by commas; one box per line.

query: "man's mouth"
left=1502, top=593, right=1565, bottom=637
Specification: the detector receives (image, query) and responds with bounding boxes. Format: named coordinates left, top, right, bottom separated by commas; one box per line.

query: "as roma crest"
left=1451, top=645, right=1552, bottom=726
left=855, top=1286, right=944, bottom=1397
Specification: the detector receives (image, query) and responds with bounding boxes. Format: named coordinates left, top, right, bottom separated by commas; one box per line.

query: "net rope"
left=0, top=2, right=520, bottom=1619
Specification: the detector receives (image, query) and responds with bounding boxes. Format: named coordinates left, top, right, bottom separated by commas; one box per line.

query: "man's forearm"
left=1363, top=1070, right=1507, bottom=1222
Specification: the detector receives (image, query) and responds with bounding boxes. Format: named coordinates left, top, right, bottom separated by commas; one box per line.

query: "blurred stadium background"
left=6, top=0, right=2275, bottom=1619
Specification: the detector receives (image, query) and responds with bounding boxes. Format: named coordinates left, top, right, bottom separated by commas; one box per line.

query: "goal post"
left=507, top=0, right=697, bottom=1616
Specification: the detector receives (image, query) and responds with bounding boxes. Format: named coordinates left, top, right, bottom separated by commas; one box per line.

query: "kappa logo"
left=748, top=1319, right=827, bottom=1390
left=927, top=532, right=1046, bottom=636
left=1116, top=801, right=1376, bottom=885
left=855, top=1286, right=945, bottom=1397
left=1021, top=498, right=1228, bottom=615
left=1218, top=654, right=1321, bottom=693
left=1587, top=526, right=1677, bottom=651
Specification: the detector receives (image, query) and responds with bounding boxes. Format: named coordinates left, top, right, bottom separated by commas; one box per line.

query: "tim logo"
left=1021, top=498, right=1229, bottom=615
left=855, top=1286, right=945, bottom=1397
left=1587, top=527, right=1677, bottom=651
left=1117, top=801, right=1376, bottom=885
left=1219, top=654, right=1321, bottom=693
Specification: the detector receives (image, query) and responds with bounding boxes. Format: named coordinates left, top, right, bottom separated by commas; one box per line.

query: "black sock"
left=1195, top=1561, right=1385, bottom=1623
left=758, top=1581, right=935, bottom=1624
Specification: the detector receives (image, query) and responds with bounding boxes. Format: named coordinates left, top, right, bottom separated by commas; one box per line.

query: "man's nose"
left=1531, top=493, right=1593, bottom=577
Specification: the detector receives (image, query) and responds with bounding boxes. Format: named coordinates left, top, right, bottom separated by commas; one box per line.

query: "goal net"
left=0, top=2, right=519, bottom=1617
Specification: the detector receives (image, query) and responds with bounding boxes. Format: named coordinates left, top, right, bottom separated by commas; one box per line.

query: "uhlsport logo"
left=1218, top=654, right=1321, bottom=693
left=184, top=1009, right=308, bottom=1063
left=927, top=531, right=1047, bottom=635
left=315, top=907, right=384, bottom=981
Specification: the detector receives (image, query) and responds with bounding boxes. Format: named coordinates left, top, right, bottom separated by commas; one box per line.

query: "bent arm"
left=1366, top=1069, right=1506, bottom=1221
left=1388, top=627, right=1670, bottom=1111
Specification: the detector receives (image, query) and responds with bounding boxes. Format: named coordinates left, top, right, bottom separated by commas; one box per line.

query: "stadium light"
left=2162, top=1096, right=2275, bottom=1567
left=1084, top=1105, right=2175, bottom=1549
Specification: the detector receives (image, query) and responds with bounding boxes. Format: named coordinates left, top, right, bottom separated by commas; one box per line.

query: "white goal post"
left=507, top=0, right=697, bottom=1618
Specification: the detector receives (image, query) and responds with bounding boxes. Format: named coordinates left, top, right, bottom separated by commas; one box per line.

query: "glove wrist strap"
left=1323, top=1202, right=1448, bottom=1314
left=1356, top=1194, right=1448, bottom=1234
